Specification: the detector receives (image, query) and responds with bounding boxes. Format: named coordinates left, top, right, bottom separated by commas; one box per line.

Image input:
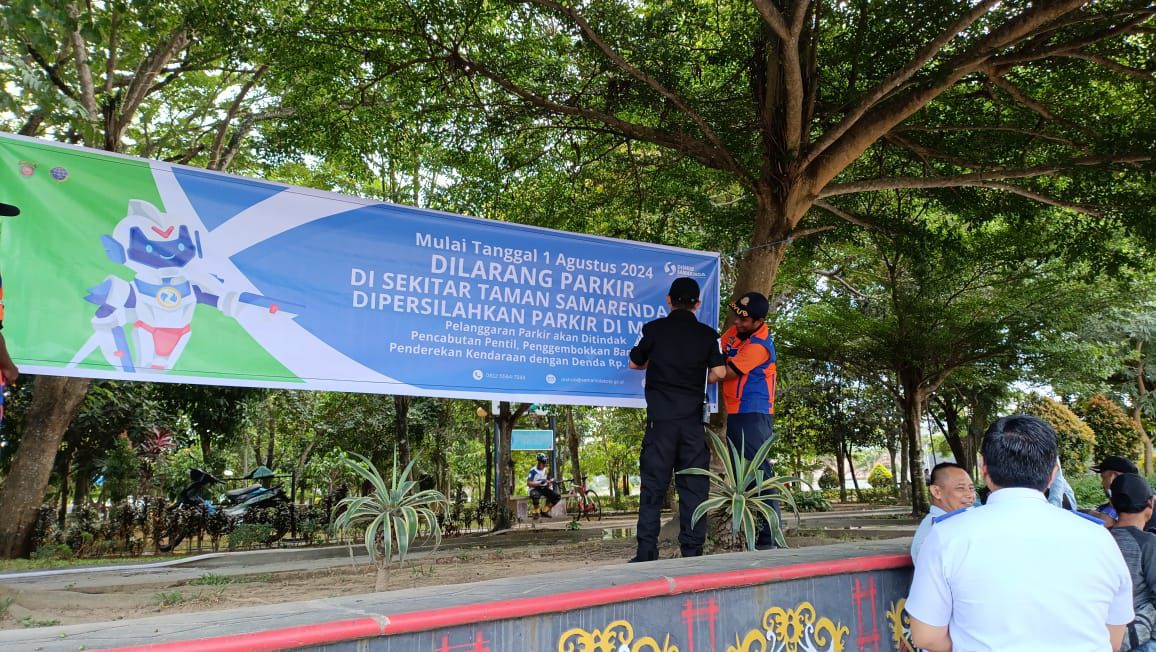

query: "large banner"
left=0, top=133, right=720, bottom=407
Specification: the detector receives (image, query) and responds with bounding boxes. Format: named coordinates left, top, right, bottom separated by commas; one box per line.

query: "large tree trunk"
left=483, top=417, right=493, bottom=505
left=1131, top=350, right=1152, bottom=474
left=938, top=395, right=973, bottom=471
left=835, top=433, right=847, bottom=503
left=899, top=382, right=930, bottom=516
left=565, top=407, right=582, bottom=486
left=394, top=395, right=411, bottom=468
left=0, top=376, right=91, bottom=558
left=845, top=441, right=864, bottom=502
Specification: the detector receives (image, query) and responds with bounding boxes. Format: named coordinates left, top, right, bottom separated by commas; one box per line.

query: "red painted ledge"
left=102, top=553, right=913, bottom=652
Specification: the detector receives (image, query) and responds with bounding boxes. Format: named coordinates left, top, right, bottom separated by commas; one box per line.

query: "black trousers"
left=635, top=416, right=710, bottom=559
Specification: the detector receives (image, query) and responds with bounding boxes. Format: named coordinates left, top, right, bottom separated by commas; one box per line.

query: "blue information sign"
left=511, top=429, right=555, bottom=451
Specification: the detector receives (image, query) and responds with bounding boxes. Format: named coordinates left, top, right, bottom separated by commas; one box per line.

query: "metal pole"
left=549, top=414, right=558, bottom=480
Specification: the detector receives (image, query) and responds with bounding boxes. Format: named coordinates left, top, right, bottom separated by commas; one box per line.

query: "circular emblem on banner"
left=471, top=369, right=483, bottom=381
left=545, top=374, right=556, bottom=385
left=18, top=161, right=36, bottom=176
left=155, top=286, right=182, bottom=309
left=50, top=166, right=69, bottom=181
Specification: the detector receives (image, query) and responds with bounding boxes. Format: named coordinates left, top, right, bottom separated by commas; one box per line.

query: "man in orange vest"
left=720, top=291, right=779, bottom=549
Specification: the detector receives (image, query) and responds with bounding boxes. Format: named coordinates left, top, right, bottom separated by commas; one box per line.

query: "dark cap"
left=668, top=277, right=700, bottom=303
left=1092, top=455, right=1138, bottom=474
left=1110, top=473, right=1154, bottom=514
left=729, top=292, right=769, bottom=320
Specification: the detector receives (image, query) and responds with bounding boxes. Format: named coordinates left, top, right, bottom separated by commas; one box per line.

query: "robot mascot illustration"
left=71, top=199, right=302, bottom=373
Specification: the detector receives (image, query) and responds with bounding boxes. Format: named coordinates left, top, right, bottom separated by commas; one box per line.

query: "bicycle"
left=554, top=477, right=602, bottom=521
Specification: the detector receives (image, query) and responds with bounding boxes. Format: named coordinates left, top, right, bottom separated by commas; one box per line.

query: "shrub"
left=1070, top=474, right=1105, bottom=509
left=228, top=524, right=275, bottom=550
left=867, top=463, right=893, bottom=488
left=1019, top=394, right=1095, bottom=475
left=794, top=491, right=832, bottom=512
left=1081, top=395, right=1141, bottom=463
left=817, top=467, right=840, bottom=491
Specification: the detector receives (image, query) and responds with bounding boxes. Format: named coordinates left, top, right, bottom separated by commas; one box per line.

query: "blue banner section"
left=511, top=429, right=555, bottom=451
left=231, top=200, right=720, bottom=406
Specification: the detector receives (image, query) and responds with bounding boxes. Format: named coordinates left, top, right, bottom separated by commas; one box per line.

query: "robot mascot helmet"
left=103, top=200, right=201, bottom=277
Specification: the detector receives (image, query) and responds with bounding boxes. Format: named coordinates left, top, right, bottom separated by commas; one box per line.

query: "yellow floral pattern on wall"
left=725, top=601, right=849, bottom=652
left=886, top=598, right=915, bottom=652
left=557, top=620, right=679, bottom=652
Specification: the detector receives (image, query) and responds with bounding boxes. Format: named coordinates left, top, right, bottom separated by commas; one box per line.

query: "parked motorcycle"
left=157, top=466, right=289, bottom=552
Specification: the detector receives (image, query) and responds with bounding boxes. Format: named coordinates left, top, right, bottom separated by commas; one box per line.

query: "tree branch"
left=208, top=65, right=269, bottom=169
left=455, top=52, right=754, bottom=186
left=821, top=154, right=1149, bottom=197
left=813, top=199, right=881, bottom=230
left=799, top=0, right=1001, bottom=170
left=985, top=73, right=1095, bottom=137
left=751, top=0, right=791, bottom=40
left=809, top=0, right=1091, bottom=191
left=66, top=3, right=99, bottom=118
left=1063, top=52, right=1156, bottom=81
left=24, top=44, right=79, bottom=101
left=893, top=124, right=1082, bottom=149
left=528, top=0, right=739, bottom=169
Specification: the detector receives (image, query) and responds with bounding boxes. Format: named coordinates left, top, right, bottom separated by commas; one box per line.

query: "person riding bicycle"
left=527, top=453, right=560, bottom=519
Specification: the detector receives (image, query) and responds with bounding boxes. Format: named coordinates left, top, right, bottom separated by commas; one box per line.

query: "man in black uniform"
left=628, top=277, right=726, bottom=562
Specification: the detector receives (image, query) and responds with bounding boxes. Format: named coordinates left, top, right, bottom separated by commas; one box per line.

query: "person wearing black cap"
left=1109, top=473, right=1156, bottom=651
left=627, top=277, right=727, bottom=562
left=720, top=291, right=780, bottom=549
left=1093, top=455, right=1141, bottom=526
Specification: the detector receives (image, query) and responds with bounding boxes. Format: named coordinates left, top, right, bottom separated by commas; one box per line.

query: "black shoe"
left=681, top=548, right=703, bottom=558
left=755, top=541, right=783, bottom=551
left=628, top=555, right=655, bottom=563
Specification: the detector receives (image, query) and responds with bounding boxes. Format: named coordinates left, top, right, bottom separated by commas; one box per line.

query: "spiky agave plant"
left=680, top=430, right=803, bottom=551
left=332, top=452, right=448, bottom=591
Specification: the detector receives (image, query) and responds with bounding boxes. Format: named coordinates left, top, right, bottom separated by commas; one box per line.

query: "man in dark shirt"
left=1108, top=473, right=1156, bottom=651
left=628, top=277, right=726, bottom=562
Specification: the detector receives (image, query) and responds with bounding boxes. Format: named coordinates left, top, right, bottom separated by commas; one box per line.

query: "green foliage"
left=681, top=431, right=802, bottom=551
left=1019, top=395, right=1096, bottom=475
left=1069, top=474, right=1106, bottom=509
left=817, top=467, right=840, bottom=491
left=867, top=463, right=893, bottom=488
left=18, top=617, right=61, bottom=628
left=101, top=434, right=142, bottom=503
left=1081, top=395, right=1141, bottom=462
left=31, top=544, right=73, bottom=561
left=155, top=591, right=185, bottom=607
left=793, top=491, right=832, bottom=513
left=331, top=452, right=449, bottom=570
left=227, top=524, right=274, bottom=550
left=188, top=573, right=233, bottom=586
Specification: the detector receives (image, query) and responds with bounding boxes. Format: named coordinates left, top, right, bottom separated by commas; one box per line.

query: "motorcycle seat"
left=226, top=484, right=262, bottom=498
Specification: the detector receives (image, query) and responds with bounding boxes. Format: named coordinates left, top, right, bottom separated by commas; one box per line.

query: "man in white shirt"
left=907, top=414, right=1133, bottom=652
left=910, top=462, right=975, bottom=563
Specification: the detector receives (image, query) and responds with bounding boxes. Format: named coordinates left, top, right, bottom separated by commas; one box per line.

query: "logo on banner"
left=663, top=261, right=706, bottom=278
left=545, top=374, right=556, bottom=385
left=18, top=161, right=36, bottom=176
left=472, top=369, right=483, bottom=381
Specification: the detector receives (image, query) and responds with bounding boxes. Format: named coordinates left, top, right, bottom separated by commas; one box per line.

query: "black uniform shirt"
left=629, top=309, right=725, bottom=421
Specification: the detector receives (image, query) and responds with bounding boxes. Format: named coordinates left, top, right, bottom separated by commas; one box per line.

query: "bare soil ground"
left=0, top=525, right=907, bottom=630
